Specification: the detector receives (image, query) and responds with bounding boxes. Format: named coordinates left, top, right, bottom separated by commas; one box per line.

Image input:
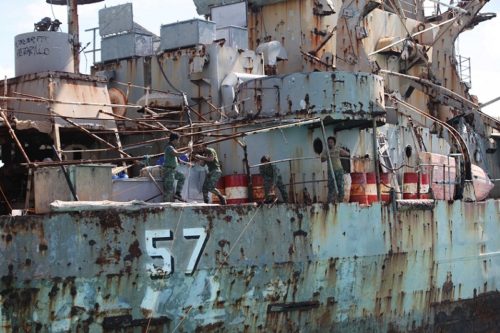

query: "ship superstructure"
left=0, top=0, right=499, bottom=331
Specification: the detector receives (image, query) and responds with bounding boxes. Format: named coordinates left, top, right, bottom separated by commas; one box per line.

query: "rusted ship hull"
left=1, top=200, right=500, bottom=332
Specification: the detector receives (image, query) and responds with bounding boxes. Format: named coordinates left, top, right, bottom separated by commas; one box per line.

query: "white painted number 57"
left=145, top=228, right=208, bottom=277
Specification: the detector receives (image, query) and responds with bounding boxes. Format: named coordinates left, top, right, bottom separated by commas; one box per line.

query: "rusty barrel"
left=211, top=177, right=225, bottom=204
left=366, top=172, right=391, bottom=204
left=419, top=173, right=431, bottom=199
left=366, top=172, right=377, bottom=204
left=349, top=172, right=368, bottom=205
left=251, top=174, right=272, bottom=202
left=403, top=172, right=419, bottom=199
left=224, top=174, right=248, bottom=204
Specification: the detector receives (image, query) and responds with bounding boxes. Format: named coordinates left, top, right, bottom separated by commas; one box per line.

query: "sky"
left=0, top=0, right=499, bottom=117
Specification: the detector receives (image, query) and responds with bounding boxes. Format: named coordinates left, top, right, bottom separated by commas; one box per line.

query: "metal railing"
left=416, top=153, right=462, bottom=200
left=247, top=152, right=463, bottom=201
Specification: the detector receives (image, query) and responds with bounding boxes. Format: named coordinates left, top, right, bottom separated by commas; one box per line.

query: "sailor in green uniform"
left=163, top=133, right=190, bottom=202
left=194, top=143, right=227, bottom=204
left=321, top=136, right=350, bottom=203
left=259, top=155, right=288, bottom=203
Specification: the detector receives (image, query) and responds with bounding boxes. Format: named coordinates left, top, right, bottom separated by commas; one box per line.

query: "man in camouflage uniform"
left=259, top=155, right=288, bottom=203
left=321, top=136, right=350, bottom=203
left=163, top=133, right=189, bottom=202
left=194, top=143, right=227, bottom=204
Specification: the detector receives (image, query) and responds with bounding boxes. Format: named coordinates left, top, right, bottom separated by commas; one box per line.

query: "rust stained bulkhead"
left=247, top=0, right=338, bottom=74
left=93, top=57, right=152, bottom=121
left=0, top=72, right=117, bottom=129
left=237, top=70, right=385, bottom=120
left=1, top=200, right=500, bottom=331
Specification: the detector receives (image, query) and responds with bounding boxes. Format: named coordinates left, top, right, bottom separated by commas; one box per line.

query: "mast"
left=68, top=0, right=80, bottom=73
left=46, top=0, right=104, bottom=73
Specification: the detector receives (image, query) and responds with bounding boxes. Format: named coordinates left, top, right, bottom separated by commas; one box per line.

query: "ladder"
left=377, top=133, right=402, bottom=198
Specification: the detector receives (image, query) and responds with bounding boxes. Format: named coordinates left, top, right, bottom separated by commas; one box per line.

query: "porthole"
left=313, top=138, right=323, bottom=155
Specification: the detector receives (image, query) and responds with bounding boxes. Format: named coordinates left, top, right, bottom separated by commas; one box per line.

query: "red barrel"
left=224, top=174, right=248, bottom=204
left=211, top=177, right=225, bottom=204
left=419, top=173, right=431, bottom=199
left=403, top=172, right=432, bottom=199
left=403, top=172, right=419, bottom=199
left=380, top=173, right=391, bottom=203
left=251, top=174, right=274, bottom=202
left=349, top=172, right=368, bottom=205
left=366, top=172, right=377, bottom=204
left=366, top=172, right=391, bottom=204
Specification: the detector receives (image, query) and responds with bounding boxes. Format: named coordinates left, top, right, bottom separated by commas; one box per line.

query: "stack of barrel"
left=349, top=172, right=392, bottom=205
left=215, top=172, right=431, bottom=205
left=349, top=171, right=430, bottom=204
left=211, top=174, right=277, bottom=204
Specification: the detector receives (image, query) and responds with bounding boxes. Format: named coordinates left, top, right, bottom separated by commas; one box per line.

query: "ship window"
left=313, top=138, right=323, bottom=154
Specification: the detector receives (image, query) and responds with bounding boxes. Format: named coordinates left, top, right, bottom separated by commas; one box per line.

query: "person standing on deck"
left=194, top=142, right=227, bottom=205
left=259, top=155, right=288, bottom=203
left=163, top=132, right=190, bottom=202
left=321, top=136, right=350, bottom=203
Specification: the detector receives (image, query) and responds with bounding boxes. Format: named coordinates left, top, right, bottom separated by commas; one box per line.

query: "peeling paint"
left=0, top=201, right=499, bottom=331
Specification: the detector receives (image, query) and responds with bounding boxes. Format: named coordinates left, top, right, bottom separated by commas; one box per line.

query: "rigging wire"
left=426, top=1, right=473, bottom=51
left=112, top=80, right=183, bottom=96
left=49, top=0, right=57, bottom=22
left=171, top=204, right=264, bottom=333
left=155, top=54, right=183, bottom=95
